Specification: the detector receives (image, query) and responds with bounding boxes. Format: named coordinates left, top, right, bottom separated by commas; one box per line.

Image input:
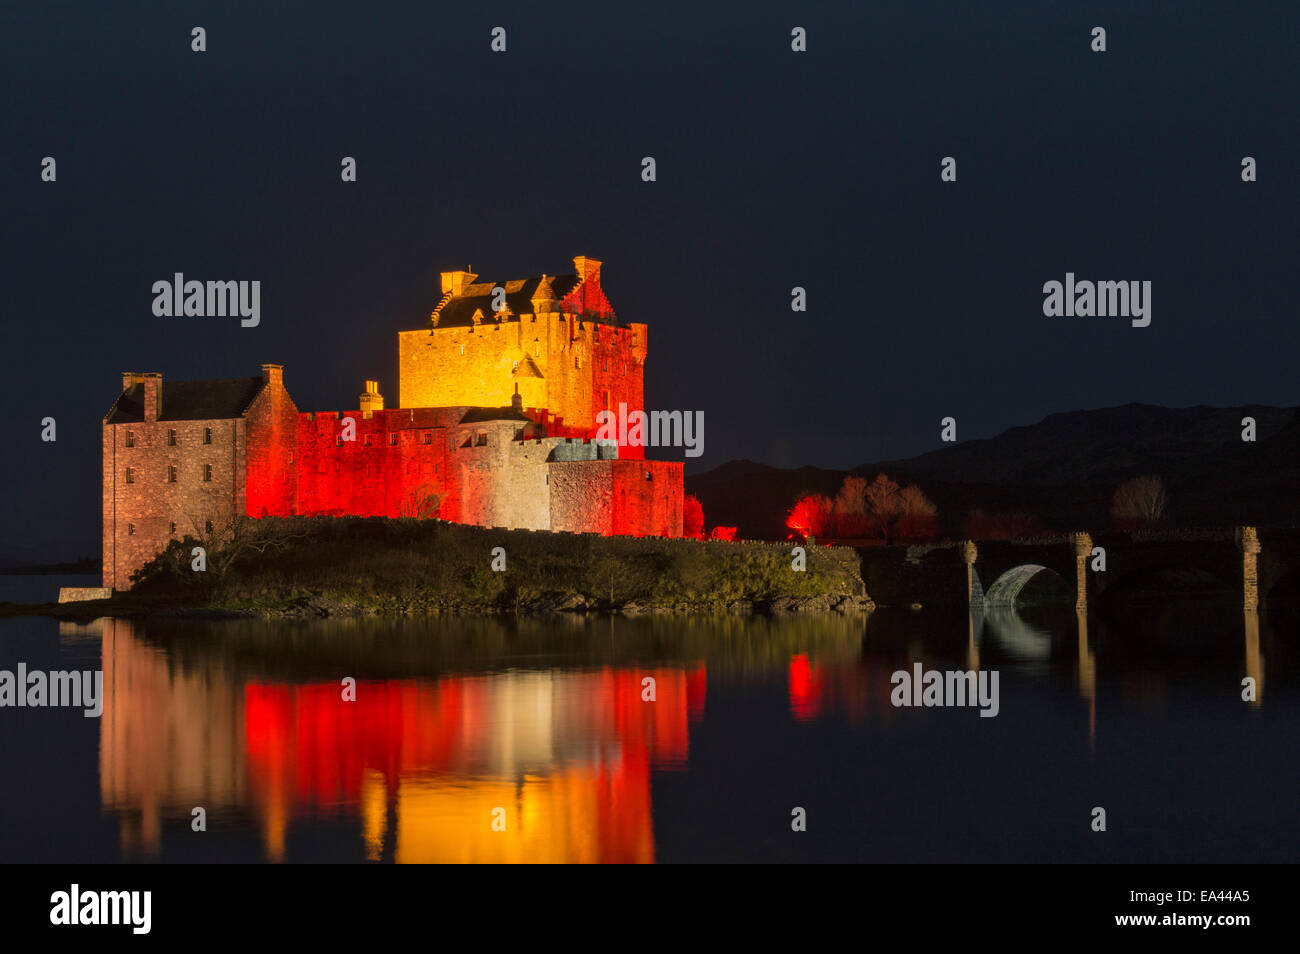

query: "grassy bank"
left=109, top=517, right=870, bottom=617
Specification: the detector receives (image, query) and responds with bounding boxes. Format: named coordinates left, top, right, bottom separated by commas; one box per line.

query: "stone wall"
left=102, top=416, right=245, bottom=589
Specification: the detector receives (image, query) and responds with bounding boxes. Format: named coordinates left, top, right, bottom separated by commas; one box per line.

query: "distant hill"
left=687, top=404, right=1300, bottom=540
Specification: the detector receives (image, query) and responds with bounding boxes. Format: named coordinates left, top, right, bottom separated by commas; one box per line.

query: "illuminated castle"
left=102, top=257, right=685, bottom=589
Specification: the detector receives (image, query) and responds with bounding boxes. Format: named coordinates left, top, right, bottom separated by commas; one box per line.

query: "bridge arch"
left=985, top=564, right=1072, bottom=609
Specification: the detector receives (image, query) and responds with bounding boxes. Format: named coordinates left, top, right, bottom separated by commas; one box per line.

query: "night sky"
left=3, top=1, right=1297, bottom=560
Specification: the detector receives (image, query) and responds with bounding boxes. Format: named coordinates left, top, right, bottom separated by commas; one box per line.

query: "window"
left=127, top=523, right=134, bottom=535
left=422, top=431, right=431, bottom=445
left=205, top=520, right=214, bottom=534
left=203, top=464, right=213, bottom=482
left=460, top=343, right=465, bottom=355
left=125, top=467, right=134, bottom=484
left=125, top=430, right=135, bottom=448
left=604, top=390, right=611, bottom=409
left=336, top=436, right=343, bottom=446
left=475, top=432, right=488, bottom=446
left=390, top=434, right=398, bottom=446
left=644, top=471, right=653, bottom=481
left=167, top=465, right=177, bottom=482
left=204, top=427, right=212, bottom=445
left=364, top=435, right=373, bottom=446
left=169, top=522, right=176, bottom=535
left=168, top=429, right=177, bottom=446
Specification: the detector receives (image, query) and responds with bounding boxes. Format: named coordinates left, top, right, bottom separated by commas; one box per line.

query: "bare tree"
left=863, top=474, right=904, bottom=543
left=185, top=507, right=310, bottom=581
left=399, top=485, right=441, bottom=520
left=896, top=483, right=938, bottom=539
left=1111, top=475, right=1168, bottom=526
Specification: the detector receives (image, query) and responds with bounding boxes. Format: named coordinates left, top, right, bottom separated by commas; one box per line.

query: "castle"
left=102, top=257, right=685, bottom=589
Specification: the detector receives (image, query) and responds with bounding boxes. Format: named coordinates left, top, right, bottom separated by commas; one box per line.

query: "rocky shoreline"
left=7, top=591, right=875, bottom=622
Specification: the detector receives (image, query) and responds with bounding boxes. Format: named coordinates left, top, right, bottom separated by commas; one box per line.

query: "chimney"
left=141, top=372, right=162, bottom=422
left=121, top=371, right=144, bottom=393
left=511, top=383, right=523, bottom=412
left=261, top=363, right=284, bottom=388
left=440, top=270, right=478, bottom=297
left=573, top=256, right=601, bottom=284
left=359, top=379, right=384, bottom=413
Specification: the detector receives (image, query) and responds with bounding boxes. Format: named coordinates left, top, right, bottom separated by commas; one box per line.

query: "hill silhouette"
left=687, top=404, right=1300, bottom=540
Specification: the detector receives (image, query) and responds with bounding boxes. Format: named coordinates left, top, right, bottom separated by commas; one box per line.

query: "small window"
left=475, top=432, right=487, bottom=447
left=169, top=521, right=176, bottom=535
left=644, top=471, right=652, bottom=481
left=203, top=464, right=213, bottom=482
left=168, top=428, right=177, bottom=446
left=288, top=452, right=294, bottom=464
left=127, top=523, right=135, bottom=535
left=422, top=431, right=431, bottom=445
left=604, top=357, right=609, bottom=372
left=125, top=430, right=135, bottom=448
left=204, top=427, right=212, bottom=445
left=205, top=520, right=214, bottom=534
left=364, top=435, right=373, bottom=446
left=390, top=434, right=398, bottom=446
left=336, top=436, right=343, bottom=446
left=167, top=465, right=177, bottom=482
left=125, top=467, right=134, bottom=484
left=460, top=343, right=465, bottom=355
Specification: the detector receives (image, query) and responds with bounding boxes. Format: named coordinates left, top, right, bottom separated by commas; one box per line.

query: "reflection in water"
left=79, top=589, right=1289, bottom=863
left=100, top=618, right=707, bottom=862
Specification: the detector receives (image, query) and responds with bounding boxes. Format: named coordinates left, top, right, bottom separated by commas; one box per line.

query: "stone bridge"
left=856, top=527, right=1300, bottom=614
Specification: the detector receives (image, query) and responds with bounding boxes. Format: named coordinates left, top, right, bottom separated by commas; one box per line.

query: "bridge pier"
left=963, top=540, right=978, bottom=607
left=1072, top=531, right=1092, bottom=612
left=1239, top=526, right=1260, bottom=613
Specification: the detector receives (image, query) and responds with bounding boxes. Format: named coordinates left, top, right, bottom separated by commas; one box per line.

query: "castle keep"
left=102, top=257, right=684, bottom=589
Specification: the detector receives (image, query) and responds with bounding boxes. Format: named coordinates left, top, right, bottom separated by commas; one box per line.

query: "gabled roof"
left=512, top=355, right=545, bottom=379
left=105, top=377, right=266, bottom=424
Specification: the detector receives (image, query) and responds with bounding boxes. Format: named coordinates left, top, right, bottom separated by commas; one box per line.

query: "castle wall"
left=550, top=459, right=683, bottom=538
left=244, top=370, right=299, bottom=518
left=294, top=407, right=464, bottom=519
left=102, top=417, right=245, bottom=589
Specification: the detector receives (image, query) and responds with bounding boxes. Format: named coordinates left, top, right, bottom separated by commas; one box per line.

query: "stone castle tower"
left=397, top=256, right=646, bottom=454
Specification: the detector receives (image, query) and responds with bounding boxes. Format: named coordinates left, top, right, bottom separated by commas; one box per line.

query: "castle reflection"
left=98, top=618, right=704, bottom=862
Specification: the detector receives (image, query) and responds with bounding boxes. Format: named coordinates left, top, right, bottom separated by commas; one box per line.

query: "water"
left=0, top=579, right=1295, bottom=863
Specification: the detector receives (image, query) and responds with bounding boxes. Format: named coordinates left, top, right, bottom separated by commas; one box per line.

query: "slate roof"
left=433, top=274, right=583, bottom=328
left=105, top=377, right=266, bottom=424
left=458, top=406, right=537, bottom=424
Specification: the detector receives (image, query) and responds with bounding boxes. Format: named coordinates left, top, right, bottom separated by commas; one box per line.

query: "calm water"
left=0, top=576, right=1296, bottom=863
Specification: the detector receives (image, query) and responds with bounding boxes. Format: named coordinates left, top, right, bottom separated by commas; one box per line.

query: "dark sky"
left=3, top=1, right=1297, bottom=560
